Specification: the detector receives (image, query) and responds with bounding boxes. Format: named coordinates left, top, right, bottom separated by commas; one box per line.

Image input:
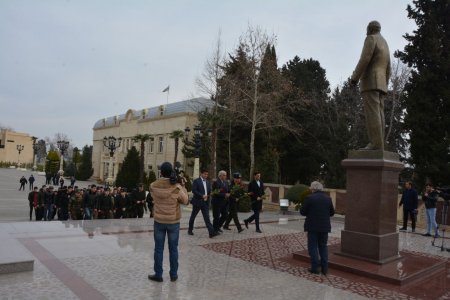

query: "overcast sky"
left=0, top=0, right=416, bottom=148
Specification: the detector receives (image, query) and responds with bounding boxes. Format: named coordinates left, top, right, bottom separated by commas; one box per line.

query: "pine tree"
left=395, top=0, right=450, bottom=185
left=76, top=145, right=94, bottom=180
left=115, top=146, right=140, bottom=190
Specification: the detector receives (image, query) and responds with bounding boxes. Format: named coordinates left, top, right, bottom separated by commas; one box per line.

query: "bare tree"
left=221, top=25, right=299, bottom=178
left=195, top=30, right=225, bottom=177
left=385, top=58, right=411, bottom=145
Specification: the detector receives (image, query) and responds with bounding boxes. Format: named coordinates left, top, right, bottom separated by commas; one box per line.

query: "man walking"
left=188, top=169, right=217, bottom=238
left=148, top=162, right=188, bottom=282
left=244, top=172, right=265, bottom=233
left=399, top=181, right=418, bottom=232
left=211, top=170, right=230, bottom=233
left=223, top=172, right=244, bottom=233
left=300, top=181, right=335, bottom=275
left=19, top=176, right=27, bottom=191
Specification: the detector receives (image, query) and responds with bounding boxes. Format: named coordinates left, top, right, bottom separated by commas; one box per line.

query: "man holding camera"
left=148, top=162, right=188, bottom=283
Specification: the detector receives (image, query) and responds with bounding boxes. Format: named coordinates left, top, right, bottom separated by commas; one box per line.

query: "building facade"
left=92, top=97, right=213, bottom=182
left=0, top=130, right=34, bottom=166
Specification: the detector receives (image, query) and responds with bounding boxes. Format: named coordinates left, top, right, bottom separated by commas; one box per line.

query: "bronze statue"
left=351, top=21, right=391, bottom=150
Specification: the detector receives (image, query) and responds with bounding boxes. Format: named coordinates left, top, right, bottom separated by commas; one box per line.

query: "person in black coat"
left=399, top=181, right=418, bottom=232
left=188, top=169, right=217, bottom=238
left=211, top=170, right=230, bottom=233
left=300, top=181, right=335, bottom=275
left=244, top=172, right=265, bottom=233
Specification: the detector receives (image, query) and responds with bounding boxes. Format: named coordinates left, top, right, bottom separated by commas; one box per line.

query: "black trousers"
left=188, top=204, right=214, bottom=234
left=403, top=208, right=416, bottom=230
left=212, top=200, right=228, bottom=231
left=223, top=201, right=242, bottom=230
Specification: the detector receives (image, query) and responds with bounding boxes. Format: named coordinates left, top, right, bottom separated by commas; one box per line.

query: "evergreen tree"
left=396, top=0, right=450, bottom=185
left=115, top=146, right=140, bottom=190
left=76, top=145, right=94, bottom=180
left=45, top=150, right=60, bottom=175
left=133, top=134, right=151, bottom=184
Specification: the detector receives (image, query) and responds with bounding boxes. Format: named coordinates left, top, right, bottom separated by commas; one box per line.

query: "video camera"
left=170, top=161, right=186, bottom=185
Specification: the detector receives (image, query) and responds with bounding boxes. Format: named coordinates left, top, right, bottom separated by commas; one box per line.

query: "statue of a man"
left=351, top=20, right=391, bottom=150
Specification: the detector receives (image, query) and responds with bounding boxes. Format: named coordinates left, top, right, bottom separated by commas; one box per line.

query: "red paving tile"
left=202, top=233, right=450, bottom=300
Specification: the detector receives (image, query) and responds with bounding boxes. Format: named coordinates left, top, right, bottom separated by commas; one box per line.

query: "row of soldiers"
left=27, top=184, right=154, bottom=221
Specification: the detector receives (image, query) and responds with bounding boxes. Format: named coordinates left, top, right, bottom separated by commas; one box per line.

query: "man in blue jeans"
left=300, top=181, right=335, bottom=276
left=148, top=162, right=188, bottom=282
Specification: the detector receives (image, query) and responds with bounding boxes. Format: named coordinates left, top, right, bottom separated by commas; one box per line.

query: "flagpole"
left=166, top=89, right=169, bottom=105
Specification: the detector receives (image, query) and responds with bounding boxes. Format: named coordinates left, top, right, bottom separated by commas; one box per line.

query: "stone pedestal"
left=339, top=150, right=403, bottom=264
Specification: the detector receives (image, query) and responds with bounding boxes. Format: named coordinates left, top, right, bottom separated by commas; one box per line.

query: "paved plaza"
left=0, top=168, right=449, bottom=299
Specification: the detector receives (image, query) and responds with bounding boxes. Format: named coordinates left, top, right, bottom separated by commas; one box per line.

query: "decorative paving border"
left=202, top=232, right=450, bottom=300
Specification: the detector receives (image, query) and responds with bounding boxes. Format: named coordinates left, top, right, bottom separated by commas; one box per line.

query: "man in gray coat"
left=351, top=20, right=391, bottom=150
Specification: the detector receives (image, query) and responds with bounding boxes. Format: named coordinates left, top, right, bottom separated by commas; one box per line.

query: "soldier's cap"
left=98, top=186, right=104, bottom=189
left=104, top=187, right=110, bottom=191
left=120, top=188, right=127, bottom=193
left=233, top=172, right=241, bottom=179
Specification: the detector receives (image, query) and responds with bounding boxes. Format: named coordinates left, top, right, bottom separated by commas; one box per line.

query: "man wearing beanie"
left=148, top=162, right=188, bottom=282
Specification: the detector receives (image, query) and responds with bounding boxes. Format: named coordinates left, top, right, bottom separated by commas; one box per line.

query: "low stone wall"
left=257, top=182, right=449, bottom=229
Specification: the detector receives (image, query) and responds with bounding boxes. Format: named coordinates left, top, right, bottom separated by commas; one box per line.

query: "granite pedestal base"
left=340, top=150, right=403, bottom=263
left=293, top=244, right=446, bottom=286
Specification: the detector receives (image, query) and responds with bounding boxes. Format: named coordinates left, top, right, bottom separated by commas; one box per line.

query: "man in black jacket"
left=244, top=172, right=265, bottom=233
left=300, top=181, right=335, bottom=275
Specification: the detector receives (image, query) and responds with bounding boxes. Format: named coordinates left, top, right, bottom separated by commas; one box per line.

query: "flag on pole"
left=162, top=85, right=170, bottom=93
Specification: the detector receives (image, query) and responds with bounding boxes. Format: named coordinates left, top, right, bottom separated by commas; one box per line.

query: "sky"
left=0, top=0, right=416, bottom=149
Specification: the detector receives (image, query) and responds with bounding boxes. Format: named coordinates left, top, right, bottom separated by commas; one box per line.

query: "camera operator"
left=422, top=184, right=439, bottom=237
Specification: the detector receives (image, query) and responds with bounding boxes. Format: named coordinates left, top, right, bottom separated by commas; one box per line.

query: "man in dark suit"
left=300, top=181, right=335, bottom=275
left=399, top=181, right=418, bottom=232
left=211, top=170, right=230, bottom=233
left=244, top=171, right=265, bottom=233
left=188, top=169, right=217, bottom=238
left=351, top=20, right=391, bottom=150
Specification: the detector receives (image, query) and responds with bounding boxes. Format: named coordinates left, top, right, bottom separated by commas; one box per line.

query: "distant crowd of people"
left=27, top=183, right=153, bottom=221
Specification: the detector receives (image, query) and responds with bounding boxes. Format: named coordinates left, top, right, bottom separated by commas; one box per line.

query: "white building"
left=92, top=97, right=214, bottom=182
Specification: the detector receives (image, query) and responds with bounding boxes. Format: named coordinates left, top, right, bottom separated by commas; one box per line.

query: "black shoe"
left=256, top=229, right=262, bottom=233
left=223, top=227, right=231, bottom=230
left=187, top=231, right=194, bottom=236
left=148, top=274, right=163, bottom=282
left=209, top=232, right=218, bottom=238
left=412, top=229, right=415, bottom=233
left=308, top=268, right=320, bottom=275
left=218, top=229, right=223, bottom=233
left=399, top=228, right=407, bottom=231
left=321, top=270, right=328, bottom=276
left=170, top=275, right=178, bottom=282
left=422, top=233, right=432, bottom=237
left=244, top=219, right=249, bottom=229
left=238, top=228, right=244, bottom=233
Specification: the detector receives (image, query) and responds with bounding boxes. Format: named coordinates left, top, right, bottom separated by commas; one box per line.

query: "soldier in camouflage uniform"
left=70, top=190, right=84, bottom=220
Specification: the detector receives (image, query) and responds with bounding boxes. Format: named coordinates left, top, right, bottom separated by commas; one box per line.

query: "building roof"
left=93, top=97, right=214, bottom=129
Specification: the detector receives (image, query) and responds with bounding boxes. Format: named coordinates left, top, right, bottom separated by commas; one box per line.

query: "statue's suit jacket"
left=351, top=33, right=391, bottom=93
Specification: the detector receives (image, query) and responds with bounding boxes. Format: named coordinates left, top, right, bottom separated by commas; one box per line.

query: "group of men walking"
left=187, top=169, right=265, bottom=238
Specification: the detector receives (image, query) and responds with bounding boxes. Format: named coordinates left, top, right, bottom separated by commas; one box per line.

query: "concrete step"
left=0, top=235, right=34, bottom=274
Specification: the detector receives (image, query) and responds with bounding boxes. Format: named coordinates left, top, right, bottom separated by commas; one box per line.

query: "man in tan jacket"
left=148, top=162, right=188, bottom=282
left=351, top=20, right=391, bottom=151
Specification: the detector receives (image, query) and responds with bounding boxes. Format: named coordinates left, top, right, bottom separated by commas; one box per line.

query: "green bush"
left=238, top=194, right=251, bottom=212
left=285, top=184, right=310, bottom=210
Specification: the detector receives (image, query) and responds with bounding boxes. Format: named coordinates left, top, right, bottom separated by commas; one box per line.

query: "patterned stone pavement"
left=0, top=212, right=449, bottom=300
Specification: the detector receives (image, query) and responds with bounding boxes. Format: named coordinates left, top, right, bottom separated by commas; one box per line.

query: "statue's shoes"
left=360, top=143, right=376, bottom=150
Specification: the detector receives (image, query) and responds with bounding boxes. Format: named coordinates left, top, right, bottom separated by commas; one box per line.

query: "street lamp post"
left=56, top=140, right=69, bottom=175
left=103, top=136, right=122, bottom=186
left=16, top=145, right=24, bottom=168
left=31, top=136, right=38, bottom=171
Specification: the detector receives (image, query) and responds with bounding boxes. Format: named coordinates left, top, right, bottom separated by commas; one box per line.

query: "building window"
left=158, top=136, right=164, bottom=153
left=149, top=139, right=154, bottom=153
